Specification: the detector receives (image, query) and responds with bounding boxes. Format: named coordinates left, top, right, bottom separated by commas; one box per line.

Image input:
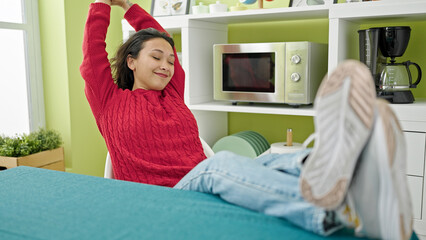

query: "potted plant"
left=0, top=128, right=64, bottom=171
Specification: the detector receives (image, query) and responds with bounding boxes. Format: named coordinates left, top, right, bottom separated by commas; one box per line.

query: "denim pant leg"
left=254, top=148, right=312, bottom=176
left=174, top=150, right=329, bottom=236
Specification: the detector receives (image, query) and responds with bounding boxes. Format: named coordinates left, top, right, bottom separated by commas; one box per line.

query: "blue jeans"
left=174, top=150, right=339, bottom=236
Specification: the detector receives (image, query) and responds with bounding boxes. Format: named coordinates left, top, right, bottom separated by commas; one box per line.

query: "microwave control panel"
left=285, top=42, right=328, bottom=104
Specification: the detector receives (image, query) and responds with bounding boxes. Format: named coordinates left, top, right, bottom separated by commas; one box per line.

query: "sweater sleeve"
left=80, top=3, right=119, bottom=125
left=124, top=4, right=185, bottom=99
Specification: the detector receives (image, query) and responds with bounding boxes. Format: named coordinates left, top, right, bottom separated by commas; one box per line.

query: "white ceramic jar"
left=209, top=1, right=228, bottom=13
left=192, top=2, right=209, bottom=14
left=230, top=2, right=247, bottom=11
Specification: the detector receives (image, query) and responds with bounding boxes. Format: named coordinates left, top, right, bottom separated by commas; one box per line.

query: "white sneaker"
left=300, top=60, right=376, bottom=209
left=347, top=99, right=413, bottom=240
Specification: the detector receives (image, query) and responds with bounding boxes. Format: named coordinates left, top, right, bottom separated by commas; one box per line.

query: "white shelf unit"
left=123, top=1, right=426, bottom=234
left=189, top=101, right=315, bottom=116
left=328, top=2, right=426, bottom=235
left=156, top=5, right=329, bottom=144
left=328, top=0, right=426, bottom=72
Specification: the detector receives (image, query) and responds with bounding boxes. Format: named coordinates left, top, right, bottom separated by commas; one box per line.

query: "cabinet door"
left=407, top=176, right=423, bottom=220
left=404, top=132, right=425, bottom=177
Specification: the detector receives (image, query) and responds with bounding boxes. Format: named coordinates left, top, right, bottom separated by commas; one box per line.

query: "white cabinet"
left=403, top=130, right=425, bottom=221
left=122, top=0, right=426, bottom=234
left=393, top=103, right=426, bottom=234
left=405, top=131, right=425, bottom=177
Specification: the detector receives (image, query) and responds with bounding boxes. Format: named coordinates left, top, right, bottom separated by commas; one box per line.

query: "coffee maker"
left=358, top=26, right=422, bottom=103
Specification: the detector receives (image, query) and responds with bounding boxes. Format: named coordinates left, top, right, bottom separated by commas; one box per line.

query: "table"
left=0, top=167, right=418, bottom=240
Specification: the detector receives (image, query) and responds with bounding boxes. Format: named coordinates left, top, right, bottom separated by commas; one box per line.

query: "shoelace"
left=300, top=132, right=363, bottom=235
left=335, top=191, right=365, bottom=238
left=344, top=192, right=360, bottom=229
left=302, top=133, right=317, bottom=149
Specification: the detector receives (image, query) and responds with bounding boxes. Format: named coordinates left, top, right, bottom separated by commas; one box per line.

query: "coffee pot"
left=358, top=26, right=422, bottom=103
left=379, top=60, right=422, bottom=92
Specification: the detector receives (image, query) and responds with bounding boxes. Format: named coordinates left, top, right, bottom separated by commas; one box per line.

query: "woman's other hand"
left=95, top=0, right=112, bottom=5
left=111, top=0, right=133, bottom=11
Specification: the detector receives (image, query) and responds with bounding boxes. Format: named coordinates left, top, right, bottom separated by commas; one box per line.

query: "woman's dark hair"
left=110, top=28, right=175, bottom=90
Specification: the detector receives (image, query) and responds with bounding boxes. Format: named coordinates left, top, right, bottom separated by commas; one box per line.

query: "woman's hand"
left=111, top=0, right=133, bottom=11
left=95, top=0, right=112, bottom=5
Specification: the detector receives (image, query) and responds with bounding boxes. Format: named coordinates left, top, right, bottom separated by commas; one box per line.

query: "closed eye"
left=168, top=56, right=175, bottom=66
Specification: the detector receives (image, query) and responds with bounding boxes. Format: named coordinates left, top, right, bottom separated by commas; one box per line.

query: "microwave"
left=213, top=42, right=328, bottom=105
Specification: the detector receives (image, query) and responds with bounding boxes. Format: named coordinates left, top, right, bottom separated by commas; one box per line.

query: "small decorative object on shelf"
left=192, top=2, right=209, bottom=14
left=346, top=0, right=375, bottom=2
left=230, top=2, right=247, bottom=11
left=151, top=0, right=195, bottom=16
left=290, top=0, right=337, bottom=6
left=239, top=0, right=276, bottom=9
left=209, top=1, right=228, bottom=13
left=151, top=0, right=171, bottom=16
left=0, top=128, right=65, bottom=171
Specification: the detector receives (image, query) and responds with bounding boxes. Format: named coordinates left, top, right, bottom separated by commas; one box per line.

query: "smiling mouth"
left=155, top=72, right=169, bottom=78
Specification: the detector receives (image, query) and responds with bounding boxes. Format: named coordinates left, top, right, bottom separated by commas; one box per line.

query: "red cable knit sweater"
left=80, top=3, right=206, bottom=187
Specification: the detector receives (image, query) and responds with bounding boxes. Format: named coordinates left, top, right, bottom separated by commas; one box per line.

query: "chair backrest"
left=200, top=137, right=215, bottom=158
left=104, top=152, right=114, bottom=179
left=104, top=137, right=214, bottom=179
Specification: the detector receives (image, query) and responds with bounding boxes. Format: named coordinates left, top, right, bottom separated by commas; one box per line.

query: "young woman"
left=81, top=0, right=206, bottom=187
left=81, top=1, right=412, bottom=239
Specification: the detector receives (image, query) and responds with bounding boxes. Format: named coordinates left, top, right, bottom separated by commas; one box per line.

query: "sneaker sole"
left=300, top=60, right=376, bottom=210
left=375, top=99, right=413, bottom=240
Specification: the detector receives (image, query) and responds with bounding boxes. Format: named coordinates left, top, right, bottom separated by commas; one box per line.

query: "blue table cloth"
left=0, top=167, right=418, bottom=240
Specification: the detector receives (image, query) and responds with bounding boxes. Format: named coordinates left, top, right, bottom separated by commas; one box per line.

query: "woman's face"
left=127, top=38, right=175, bottom=91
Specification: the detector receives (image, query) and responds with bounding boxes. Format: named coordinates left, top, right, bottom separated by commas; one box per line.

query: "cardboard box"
left=0, top=147, right=65, bottom=171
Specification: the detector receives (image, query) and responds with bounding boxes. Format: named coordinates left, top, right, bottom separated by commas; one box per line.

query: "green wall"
left=38, top=0, right=151, bottom=176
left=38, top=0, right=426, bottom=177
left=38, top=0, right=73, bottom=171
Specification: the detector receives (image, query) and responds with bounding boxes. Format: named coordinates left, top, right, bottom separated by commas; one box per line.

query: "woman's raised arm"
left=80, top=1, right=117, bottom=120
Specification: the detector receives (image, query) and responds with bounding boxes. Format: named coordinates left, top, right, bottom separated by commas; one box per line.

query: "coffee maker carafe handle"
left=404, top=61, right=422, bottom=88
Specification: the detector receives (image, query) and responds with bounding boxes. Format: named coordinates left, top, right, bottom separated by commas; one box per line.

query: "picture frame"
left=151, top=0, right=171, bottom=16
left=289, top=0, right=338, bottom=7
left=171, top=0, right=193, bottom=15
left=151, top=0, right=194, bottom=16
